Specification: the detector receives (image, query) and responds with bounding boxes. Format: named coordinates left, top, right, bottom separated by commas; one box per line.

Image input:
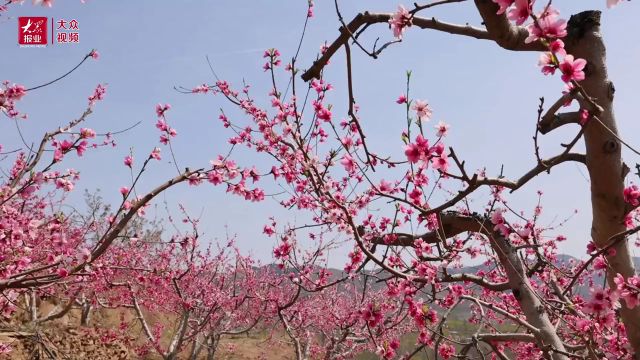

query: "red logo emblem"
left=18, top=17, right=48, bottom=46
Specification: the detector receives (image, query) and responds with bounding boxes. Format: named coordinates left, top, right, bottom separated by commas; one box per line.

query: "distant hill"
left=258, top=254, right=640, bottom=296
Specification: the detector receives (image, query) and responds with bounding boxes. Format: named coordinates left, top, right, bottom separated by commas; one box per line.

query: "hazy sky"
left=1, top=1, right=639, bottom=266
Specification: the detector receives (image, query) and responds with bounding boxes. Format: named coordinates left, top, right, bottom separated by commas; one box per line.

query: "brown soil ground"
left=0, top=301, right=293, bottom=360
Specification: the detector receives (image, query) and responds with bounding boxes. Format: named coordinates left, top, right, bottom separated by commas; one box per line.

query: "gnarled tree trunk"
left=565, top=11, right=640, bottom=357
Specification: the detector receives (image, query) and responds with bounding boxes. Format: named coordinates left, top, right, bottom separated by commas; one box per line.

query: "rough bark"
left=489, top=233, right=568, bottom=359
left=564, top=11, right=640, bottom=357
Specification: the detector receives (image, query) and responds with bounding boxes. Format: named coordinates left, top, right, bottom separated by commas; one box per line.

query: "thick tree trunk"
left=490, top=234, right=568, bottom=360
left=28, top=290, right=38, bottom=322
left=165, top=310, right=190, bottom=360
left=565, top=11, right=640, bottom=357
left=205, top=334, right=220, bottom=360
left=189, top=334, right=204, bottom=360
left=80, top=302, right=92, bottom=326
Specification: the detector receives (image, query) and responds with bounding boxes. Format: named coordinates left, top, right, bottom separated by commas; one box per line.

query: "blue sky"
left=1, top=1, right=639, bottom=266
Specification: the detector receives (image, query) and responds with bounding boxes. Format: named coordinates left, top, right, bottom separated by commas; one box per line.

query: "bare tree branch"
left=302, top=12, right=495, bottom=81
left=441, top=273, right=510, bottom=291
